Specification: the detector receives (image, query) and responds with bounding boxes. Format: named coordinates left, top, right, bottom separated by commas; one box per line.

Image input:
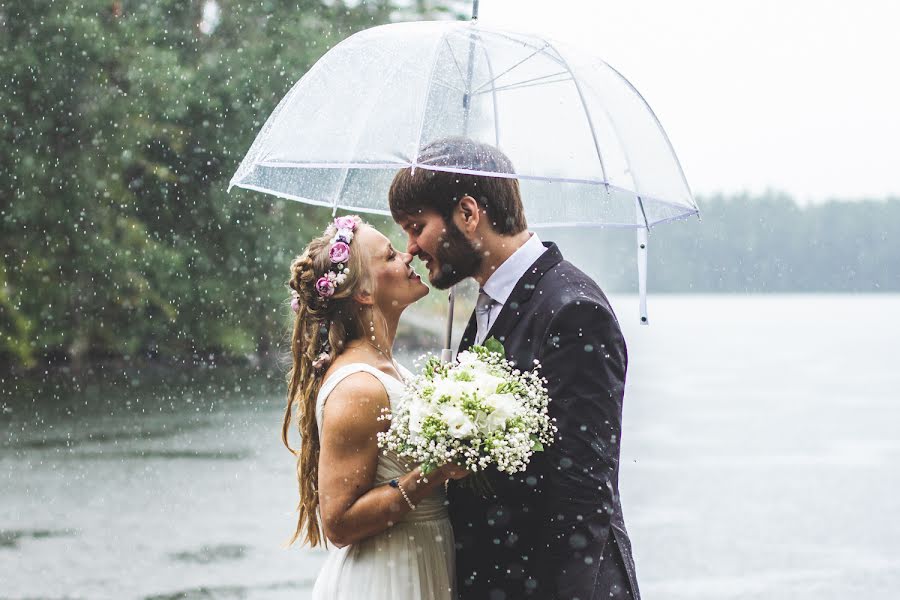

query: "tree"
left=0, top=0, right=458, bottom=370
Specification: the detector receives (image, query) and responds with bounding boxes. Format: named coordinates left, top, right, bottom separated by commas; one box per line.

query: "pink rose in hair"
left=290, top=297, right=300, bottom=313
left=334, top=216, right=358, bottom=231
left=315, top=276, right=335, bottom=297
left=312, top=352, right=332, bottom=371
left=329, top=241, right=351, bottom=264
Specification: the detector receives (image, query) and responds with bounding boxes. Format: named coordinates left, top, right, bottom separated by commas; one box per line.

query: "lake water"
left=2, top=295, right=899, bottom=599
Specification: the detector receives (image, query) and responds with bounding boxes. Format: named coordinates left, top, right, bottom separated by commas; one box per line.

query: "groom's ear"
left=457, top=195, right=480, bottom=234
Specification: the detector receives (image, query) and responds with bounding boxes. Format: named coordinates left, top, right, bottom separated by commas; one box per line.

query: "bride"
left=281, top=215, right=468, bottom=600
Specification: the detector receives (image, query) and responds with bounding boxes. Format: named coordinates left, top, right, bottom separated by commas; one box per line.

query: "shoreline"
left=0, top=322, right=442, bottom=382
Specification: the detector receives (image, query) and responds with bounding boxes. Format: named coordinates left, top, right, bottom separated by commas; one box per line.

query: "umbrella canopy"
left=229, top=20, right=697, bottom=229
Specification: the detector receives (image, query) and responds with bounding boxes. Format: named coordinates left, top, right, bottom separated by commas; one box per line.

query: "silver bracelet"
left=389, top=478, right=416, bottom=510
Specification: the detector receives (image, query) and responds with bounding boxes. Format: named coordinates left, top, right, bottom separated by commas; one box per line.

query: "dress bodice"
left=316, top=362, right=448, bottom=522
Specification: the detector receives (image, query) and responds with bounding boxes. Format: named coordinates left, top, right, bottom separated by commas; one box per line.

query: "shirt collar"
left=482, top=232, right=546, bottom=306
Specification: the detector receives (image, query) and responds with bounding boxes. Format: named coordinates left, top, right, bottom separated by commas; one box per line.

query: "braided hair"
left=281, top=218, right=371, bottom=547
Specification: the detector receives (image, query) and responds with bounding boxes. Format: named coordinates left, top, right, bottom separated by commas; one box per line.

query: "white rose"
left=473, top=372, right=506, bottom=397
left=471, top=360, right=500, bottom=379
left=483, top=393, right=521, bottom=430
left=452, top=364, right=475, bottom=382
left=473, top=409, right=490, bottom=431
left=441, top=405, right=476, bottom=439
left=456, top=351, right=478, bottom=365
left=407, top=400, right=428, bottom=435
left=483, top=411, right=507, bottom=431
left=432, top=377, right=475, bottom=402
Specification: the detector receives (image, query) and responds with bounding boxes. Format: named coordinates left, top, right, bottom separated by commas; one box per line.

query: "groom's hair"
left=389, top=137, right=527, bottom=235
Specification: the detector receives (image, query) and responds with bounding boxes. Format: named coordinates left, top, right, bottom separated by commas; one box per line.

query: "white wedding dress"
left=311, top=362, right=456, bottom=600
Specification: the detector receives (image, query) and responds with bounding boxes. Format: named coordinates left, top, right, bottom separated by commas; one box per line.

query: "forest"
left=2, top=1, right=897, bottom=370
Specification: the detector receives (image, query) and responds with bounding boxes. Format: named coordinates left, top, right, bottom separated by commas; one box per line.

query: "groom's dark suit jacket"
left=448, top=242, right=640, bottom=600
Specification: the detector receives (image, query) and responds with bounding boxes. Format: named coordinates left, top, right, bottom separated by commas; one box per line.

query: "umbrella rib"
left=462, top=28, right=481, bottom=136
left=432, top=77, right=467, bottom=94
left=445, top=36, right=470, bottom=91
left=412, top=31, right=451, bottom=167
left=329, top=45, right=411, bottom=210
left=472, top=71, right=571, bottom=95
left=482, top=31, right=568, bottom=71
left=603, top=61, right=698, bottom=211
left=470, top=43, right=551, bottom=95
left=480, top=40, right=501, bottom=147
left=543, top=40, right=609, bottom=188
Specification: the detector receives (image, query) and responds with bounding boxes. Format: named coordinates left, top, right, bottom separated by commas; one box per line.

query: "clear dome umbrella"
left=230, top=11, right=699, bottom=354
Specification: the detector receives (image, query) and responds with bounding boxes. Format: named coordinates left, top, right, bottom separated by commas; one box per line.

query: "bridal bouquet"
left=377, top=338, right=557, bottom=479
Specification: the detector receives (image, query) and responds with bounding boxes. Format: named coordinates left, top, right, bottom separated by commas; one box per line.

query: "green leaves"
left=1, top=0, right=457, bottom=368
left=482, top=336, right=505, bottom=356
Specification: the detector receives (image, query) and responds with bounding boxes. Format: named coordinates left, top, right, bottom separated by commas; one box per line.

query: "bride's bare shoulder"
left=320, top=368, right=390, bottom=439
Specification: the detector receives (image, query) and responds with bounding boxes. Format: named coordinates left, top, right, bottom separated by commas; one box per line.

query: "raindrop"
left=569, top=532, right=588, bottom=550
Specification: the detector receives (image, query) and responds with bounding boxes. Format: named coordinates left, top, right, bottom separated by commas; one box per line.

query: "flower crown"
left=290, top=215, right=362, bottom=373
left=290, top=215, right=361, bottom=314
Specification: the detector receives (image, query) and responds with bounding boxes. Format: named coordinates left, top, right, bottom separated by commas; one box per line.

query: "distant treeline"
left=552, top=193, right=900, bottom=294
left=1, top=4, right=897, bottom=371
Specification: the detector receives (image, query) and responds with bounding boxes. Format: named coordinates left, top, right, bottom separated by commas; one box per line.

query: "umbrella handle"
left=442, top=286, right=456, bottom=363
left=637, top=228, right=649, bottom=325
left=635, top=196, right=650, bottom=325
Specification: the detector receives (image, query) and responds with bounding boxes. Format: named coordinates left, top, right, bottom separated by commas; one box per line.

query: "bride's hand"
left=437, top=462, right=470, bottom=481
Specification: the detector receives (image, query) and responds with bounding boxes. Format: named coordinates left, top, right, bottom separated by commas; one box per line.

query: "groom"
left=389, top=138, right=640, bottom=600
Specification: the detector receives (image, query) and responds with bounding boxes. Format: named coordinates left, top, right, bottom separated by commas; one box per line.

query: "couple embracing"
left=282, top=138, right=639, bottom=600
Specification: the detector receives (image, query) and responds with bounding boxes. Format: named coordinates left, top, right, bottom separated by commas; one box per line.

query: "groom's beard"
left=429, top=221, right=482, bottom=290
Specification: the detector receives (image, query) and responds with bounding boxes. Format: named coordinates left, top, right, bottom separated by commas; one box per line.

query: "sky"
left=476, top=0, right=900, bottom=202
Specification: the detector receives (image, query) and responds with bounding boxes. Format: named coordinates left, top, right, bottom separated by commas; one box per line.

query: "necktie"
left=474, top=289, right=497, bottom=345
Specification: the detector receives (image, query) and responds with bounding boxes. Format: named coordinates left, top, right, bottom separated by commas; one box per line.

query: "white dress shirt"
left=475, top=232, right=546, bottom=344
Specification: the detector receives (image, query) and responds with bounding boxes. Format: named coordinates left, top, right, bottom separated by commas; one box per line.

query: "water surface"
left=2, top=295, right=898, bottom=599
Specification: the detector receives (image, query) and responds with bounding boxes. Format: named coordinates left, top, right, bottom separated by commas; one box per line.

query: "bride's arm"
left=317, top=372, right=451, bottom=548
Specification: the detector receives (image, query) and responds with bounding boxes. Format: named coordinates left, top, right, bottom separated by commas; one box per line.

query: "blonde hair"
left=282, top=219, right=371, bottom=547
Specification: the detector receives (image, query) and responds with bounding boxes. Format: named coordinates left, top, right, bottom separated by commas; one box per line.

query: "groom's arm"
left=535, top=299, right=628, bottom=600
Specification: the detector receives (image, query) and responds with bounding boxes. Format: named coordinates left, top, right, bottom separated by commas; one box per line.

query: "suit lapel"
left=458, top=310, right=478, bottom=354
left=457, top=242, right=564, bottom=355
